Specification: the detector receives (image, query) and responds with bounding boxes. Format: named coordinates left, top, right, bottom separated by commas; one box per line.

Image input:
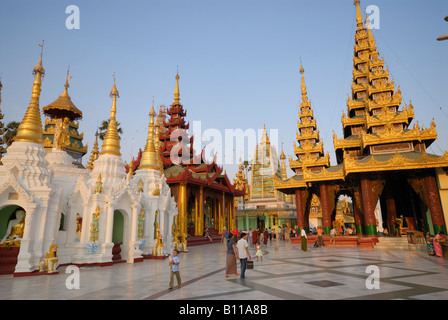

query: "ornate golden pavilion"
left=41, top=67, right=88, bottom=164
left=275, top=0, right=448, bottom=236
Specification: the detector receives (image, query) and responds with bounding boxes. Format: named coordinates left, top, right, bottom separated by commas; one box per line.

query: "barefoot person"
left=169, top=249, right=181, bottom=289
left=236, top=232, right=251, bottom=279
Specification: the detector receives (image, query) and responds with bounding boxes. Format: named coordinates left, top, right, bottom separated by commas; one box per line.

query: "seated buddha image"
left=1, top=209, right=26, bottom=246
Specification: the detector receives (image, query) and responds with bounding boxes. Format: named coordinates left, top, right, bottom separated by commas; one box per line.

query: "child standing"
left=256, top=242, right=263, bottom=262
left=169, top=249, right=181, bottom=289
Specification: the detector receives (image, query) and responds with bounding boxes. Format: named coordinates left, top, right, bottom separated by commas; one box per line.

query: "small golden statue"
left=89, top=206, right=100, bottom=242
left=38, top=244, right=59, bottom=273
left=180, top=232, right=188, bottom=252
left=152, top=227, right=164, bottom=256
left=137, top=180, right=144, bottom=193
left=137, top=209, right=145, bottom=240
left=94, top=174, right=104, bottom=194
left=128, top=160, right=134, bottom=178
left=151, top=184, right=160, bottom=196
left=172, top=217, right=180, bottom=251
left=75, top=213, right=83, bottom=240
left=56, top=117, right=71, bottom=150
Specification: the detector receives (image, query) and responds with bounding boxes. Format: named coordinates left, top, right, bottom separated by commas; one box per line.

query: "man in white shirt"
left=236, top=232, right=251, bottom=279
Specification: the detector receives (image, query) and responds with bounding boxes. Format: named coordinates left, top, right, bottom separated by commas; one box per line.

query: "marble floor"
left=1, top=239, right=447, bottom=300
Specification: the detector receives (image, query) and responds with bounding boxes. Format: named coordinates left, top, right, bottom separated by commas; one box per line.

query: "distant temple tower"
left=236, top=126, right=295, bottom=230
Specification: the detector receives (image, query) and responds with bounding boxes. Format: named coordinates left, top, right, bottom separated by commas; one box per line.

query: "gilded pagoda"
left=275, top=0, right=448, bottom=236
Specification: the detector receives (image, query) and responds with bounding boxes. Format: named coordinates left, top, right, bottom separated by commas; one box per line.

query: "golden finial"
left=300, top=61, right=307, bottom=97
left=110, top=72, right=119, bottom=97
left=280, top=143, right=286, bottom=160
left=14, top=43, right=46, bottom=144
left=173, top=69, right=180, bottom=105
left=100, top=75, right=121, bottom=156
left=354, top=0, right=363, bottom=27
left=33, top=40, right=46, bottom=76
left=261, top=124, right=270, bottom=145
left=139, top=101, right=159, bottom=170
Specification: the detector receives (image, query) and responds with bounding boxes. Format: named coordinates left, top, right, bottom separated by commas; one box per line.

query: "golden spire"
left=260, top=124, right=270, bottom=145
left=354, top=0, right=363, bottom=27
left=86, top=130, right=100, bottom=170
left=173, top=71, right=180, bottom=105
left=139, top=102, right=159, bottom=170
left=14, top=41, right=45, bottom=144
left=100, top=74, right=121, bottom=156
left=300, top=61, right=308, bottom=98
left=280, top=144, right=287, bottom=181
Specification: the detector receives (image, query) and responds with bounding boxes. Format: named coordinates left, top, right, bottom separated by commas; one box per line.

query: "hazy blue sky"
left=0, top=0, right=447, bottom=180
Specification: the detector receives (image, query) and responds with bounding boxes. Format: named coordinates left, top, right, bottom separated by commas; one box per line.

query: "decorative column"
left=424, top=172, right=447, bottom=234
left=218, top=196, right=224, bottom=233
left=222, top=192, right=226, bottom=231
left=353, top=203, right=364, bottom=235
left=197, top=186, right=204, bottom=236
left=178, top=183, right=187, bottom=236
left=320, top=184, right=332, bottom=235
left=14, top=204, right=38, bottom=274
left=360, top=177, right=378, bottom=236
left=383, top=188, right=398, bottom=236
left=295, top=189, right=305, bottom=232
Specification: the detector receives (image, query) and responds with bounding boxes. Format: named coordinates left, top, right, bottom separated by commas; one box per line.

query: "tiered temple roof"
left=289, top=63, right=330, bottom=175
left=275, top=0, right=448, bottom=194
left=333, top=0, right=437, bottom=164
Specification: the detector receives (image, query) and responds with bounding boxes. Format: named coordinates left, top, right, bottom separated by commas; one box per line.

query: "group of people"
left=225, top=231, right=253, bottom=279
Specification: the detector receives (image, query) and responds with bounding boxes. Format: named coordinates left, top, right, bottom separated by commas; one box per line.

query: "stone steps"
left=375, top=236, right=426, bottom=251
left=0, top=247, right=19, bottom=275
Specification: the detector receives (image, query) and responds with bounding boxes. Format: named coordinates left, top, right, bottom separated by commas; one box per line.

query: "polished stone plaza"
left=0, top=239, right=447, bottom=300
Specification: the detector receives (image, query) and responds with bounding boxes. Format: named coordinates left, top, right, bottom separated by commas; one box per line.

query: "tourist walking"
left=225, top=232, right=239, bottom=277
left=236, top=232, right=251, bottom=279
left=301, top=228, right=307, bottom=252
left=168, top=249, right=181, bottom=289
left=256, top=242, right=263, bottom=262
left=317, top=226, right=325, bottom=247
left=330, top=227, right=337, bottom=245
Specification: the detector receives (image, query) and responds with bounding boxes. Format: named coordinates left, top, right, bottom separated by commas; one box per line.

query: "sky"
left=0, top=0, right=447, bottom=181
